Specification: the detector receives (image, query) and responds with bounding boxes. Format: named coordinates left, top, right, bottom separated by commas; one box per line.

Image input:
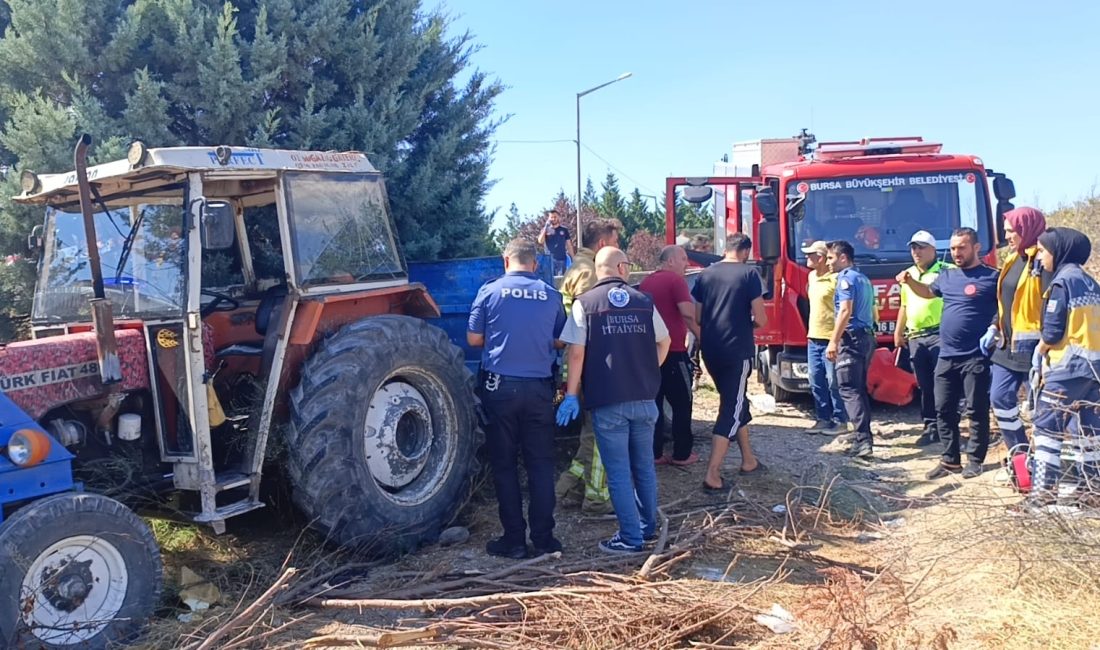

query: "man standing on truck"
left=640, top=245, right=700, bottom=465
left=538, top=209, right=574, bottom=277
left=468, top=239, right=567, bottom=559
left=554, top=218, right=623, bottom=515
left=826, top=240, right=877, bottom=459
left=693, top=233, right=767, bottom=490
left=898, top=228, right=999, bottom=480
left=981, top=207, right=1047, bottom=467
left=895, top=230, right=951, bottom=447
left=803, top=240, right=847, bottom=435
left=556, top=247, right=670, bottom=553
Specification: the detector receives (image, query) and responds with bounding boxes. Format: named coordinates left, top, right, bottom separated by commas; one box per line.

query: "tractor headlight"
left=127, top=140, right=148, bottom=168
left=20, top=170, right=41, bottom=194
left=7, top=429, right=50, bottom=467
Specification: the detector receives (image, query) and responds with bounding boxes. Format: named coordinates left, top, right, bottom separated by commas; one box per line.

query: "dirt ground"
left=143, top=374, right=1100, bottom=649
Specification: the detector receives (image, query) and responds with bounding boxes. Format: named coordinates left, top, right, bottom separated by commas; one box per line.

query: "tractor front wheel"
left=286, top=315, right=482, bottom=555
left=0, top=492, right=162, bottom=649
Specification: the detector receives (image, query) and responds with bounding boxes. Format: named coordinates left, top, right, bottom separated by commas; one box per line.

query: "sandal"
left=702, top=479, right=727, bottom=492
left=740, top=461, right=767, bottom=476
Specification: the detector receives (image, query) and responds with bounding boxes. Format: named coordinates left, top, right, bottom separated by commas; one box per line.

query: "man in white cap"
left=895, top=230, right=951, bottom=447
left=802, top=240, right=847, bottom=434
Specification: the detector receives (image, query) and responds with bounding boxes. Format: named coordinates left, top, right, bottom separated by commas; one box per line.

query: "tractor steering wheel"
left=200, top=289, right=240, bottom=317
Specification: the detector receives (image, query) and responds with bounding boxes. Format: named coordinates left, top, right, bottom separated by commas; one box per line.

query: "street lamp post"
left=576, top=72, right=632, bottom=243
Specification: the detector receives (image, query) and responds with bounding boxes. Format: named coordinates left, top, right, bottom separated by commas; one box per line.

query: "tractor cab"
left=10, top=141, right=472, bottom=537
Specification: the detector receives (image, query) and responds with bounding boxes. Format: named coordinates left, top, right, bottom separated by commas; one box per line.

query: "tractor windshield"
left=786, top=171, right=991, bottom=263
left=32, top=197, right=187, bottom=323
left=284, top=172, right=405, bottom=286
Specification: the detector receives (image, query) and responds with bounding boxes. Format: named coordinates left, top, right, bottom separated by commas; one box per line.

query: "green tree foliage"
left=597, top=171, right=626, bottom=222
left=1047, top=194, right=1100, bottom=276
left=0, top=0, right=502, bottom=339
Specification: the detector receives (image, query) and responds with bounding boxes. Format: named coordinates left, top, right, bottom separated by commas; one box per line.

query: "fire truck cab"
left=666, top=132, right=1017, bottom=403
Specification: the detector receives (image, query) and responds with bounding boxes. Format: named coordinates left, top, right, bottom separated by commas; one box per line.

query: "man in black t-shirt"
left=538, top=210, right=574, bottom=276
left=691, top=233, right=767, bottom=491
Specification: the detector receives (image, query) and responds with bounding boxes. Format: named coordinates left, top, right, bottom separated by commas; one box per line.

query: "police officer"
left=468, top=239, right=566, bottom=559
left=826, top=239, right=876, bottom=459
left=1029, top=227, right=1100, bottom=506
left=556, top=247, right=671, bottom=554
left=895, top=230, right=951, bottom=447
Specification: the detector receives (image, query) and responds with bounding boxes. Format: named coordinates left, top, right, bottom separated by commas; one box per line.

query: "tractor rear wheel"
left=286, top=315, right=482, bottom=555
left=0, top=492, right=162, bottom=649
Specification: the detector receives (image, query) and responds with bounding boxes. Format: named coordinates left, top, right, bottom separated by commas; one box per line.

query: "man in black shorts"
left=691, top=233, right=767, bottom=490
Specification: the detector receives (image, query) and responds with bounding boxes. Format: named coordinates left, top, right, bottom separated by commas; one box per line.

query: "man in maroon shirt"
left=640, top=245, right=701, bottom=464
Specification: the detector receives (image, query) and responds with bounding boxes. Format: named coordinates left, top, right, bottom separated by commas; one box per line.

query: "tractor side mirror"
left=202, top=200, right=236, bottom=250
left=758, top=220, right=781, bottom=262
left=26, top=224, right=43, bottom=254
left=755, top=188, right=779, bottom=221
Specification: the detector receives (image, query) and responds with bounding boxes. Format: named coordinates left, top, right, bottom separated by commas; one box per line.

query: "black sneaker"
left=598, top=533, right=643, bottom=554
left=486, top=537, right=528, bottom=559
left=961, top=461, right=983, bottom=479
left=925, top=463, right=961, bottom=480
left=531, top=537, right=563, bottom=556
left=849, top=441, right=873, bottom=459
left=642, top=531, right=659, bottom=547
left=915, top=431, right=940, bottom=447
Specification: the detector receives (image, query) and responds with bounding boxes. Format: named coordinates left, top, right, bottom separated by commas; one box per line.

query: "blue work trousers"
left=991, top=363, right=1030, bottom=455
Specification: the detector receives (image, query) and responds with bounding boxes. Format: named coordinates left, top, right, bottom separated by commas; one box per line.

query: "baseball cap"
left=908, top=230, right=936, bottom=248
left=800, top=240, right=828, bottom=256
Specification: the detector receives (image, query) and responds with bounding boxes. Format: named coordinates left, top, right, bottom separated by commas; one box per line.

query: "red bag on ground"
left=867, top=347, right=917, bottom=406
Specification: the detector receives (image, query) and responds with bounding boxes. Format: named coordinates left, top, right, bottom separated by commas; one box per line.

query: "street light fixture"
left=576, top=72, right=632, bottom=242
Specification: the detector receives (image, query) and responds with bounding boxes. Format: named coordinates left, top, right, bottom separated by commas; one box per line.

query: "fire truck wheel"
left=287, top=315, right=482, bottom=555
left=0, top=492, right=162, bottom=649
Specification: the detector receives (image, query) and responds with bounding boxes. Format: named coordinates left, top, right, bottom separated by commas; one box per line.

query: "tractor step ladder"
left=192, top=470, right=265, bottom=534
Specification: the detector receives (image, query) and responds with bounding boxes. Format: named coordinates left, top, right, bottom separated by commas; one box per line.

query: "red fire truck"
left=666, top=132, right=1017, bottom=404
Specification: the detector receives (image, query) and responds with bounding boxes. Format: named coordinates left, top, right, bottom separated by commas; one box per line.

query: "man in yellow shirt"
left=802, top=241, right=847, bottom=435
left=895, top=230, right=950, bottom=447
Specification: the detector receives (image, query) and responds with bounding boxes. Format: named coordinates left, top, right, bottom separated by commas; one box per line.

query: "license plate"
left=875, top=320, right=896, bottom=335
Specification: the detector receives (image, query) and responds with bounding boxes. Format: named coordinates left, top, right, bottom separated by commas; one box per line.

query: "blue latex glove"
left=556, top=394, right=580, bottom=426
left=979, top=326, right=998, bottom=356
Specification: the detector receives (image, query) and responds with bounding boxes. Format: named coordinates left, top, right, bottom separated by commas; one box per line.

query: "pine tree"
left=0, top=0, right=503, bottom=339
left=582, top=177, right=599, bottom=208
left=597, top=172, right=626, bottom=224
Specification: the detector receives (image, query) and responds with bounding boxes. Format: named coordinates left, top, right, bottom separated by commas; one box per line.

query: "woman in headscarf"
left=1028, top=227, right=1100, bottom=506
left=980, top=207, right=1047, bottom=469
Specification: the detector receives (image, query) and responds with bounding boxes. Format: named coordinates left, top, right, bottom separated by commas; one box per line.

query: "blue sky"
left=435, top=1, right=1099, bottom=226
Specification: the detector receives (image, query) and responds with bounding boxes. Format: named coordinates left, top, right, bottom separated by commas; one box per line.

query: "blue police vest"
left=575, top=277, right=661, bottom=409
left=471, top=271, right=564, bottom=378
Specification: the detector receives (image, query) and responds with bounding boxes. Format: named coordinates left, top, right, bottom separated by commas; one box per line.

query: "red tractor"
left=0, top=138, right=482, bottom=647
left=667, top=132, right=1016, bottom=404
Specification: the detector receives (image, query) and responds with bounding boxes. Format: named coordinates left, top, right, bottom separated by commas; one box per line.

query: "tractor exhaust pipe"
left=75, top=134, right=123, bottom=385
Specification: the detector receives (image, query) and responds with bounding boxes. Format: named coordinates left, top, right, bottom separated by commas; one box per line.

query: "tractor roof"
left=13, top=146, right=378, bottom=206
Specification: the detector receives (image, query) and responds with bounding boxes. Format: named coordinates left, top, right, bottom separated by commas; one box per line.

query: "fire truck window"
left=787, top=172, right=990, bottom=262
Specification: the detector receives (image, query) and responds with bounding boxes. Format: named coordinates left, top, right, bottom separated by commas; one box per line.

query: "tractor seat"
left=215, top=285, right=288, bottom=358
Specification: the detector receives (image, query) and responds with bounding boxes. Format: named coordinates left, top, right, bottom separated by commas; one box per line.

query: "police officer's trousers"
left=480, top=377, right=557, bottom=547
left=1031, top=376, right=1100, bottom=497
left=908, top=332, right=941, bottom=436
left=836, top=329, right=875, bottom=445
left=934, top=352, right=991, bottom=466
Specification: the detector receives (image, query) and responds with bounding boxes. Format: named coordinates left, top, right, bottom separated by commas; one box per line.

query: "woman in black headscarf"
left=1027, top=227, right=1100, bottom=506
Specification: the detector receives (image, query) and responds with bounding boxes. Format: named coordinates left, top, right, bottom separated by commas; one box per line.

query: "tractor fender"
left=0, top=390, right=75, bottom=522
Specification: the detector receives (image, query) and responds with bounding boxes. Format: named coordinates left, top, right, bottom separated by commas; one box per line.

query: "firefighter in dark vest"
left=556, top=247, right=671, bottom=554
left=1028, top=227, right=1100, bottom=507
left=468, top=239, right=567, bottom=559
